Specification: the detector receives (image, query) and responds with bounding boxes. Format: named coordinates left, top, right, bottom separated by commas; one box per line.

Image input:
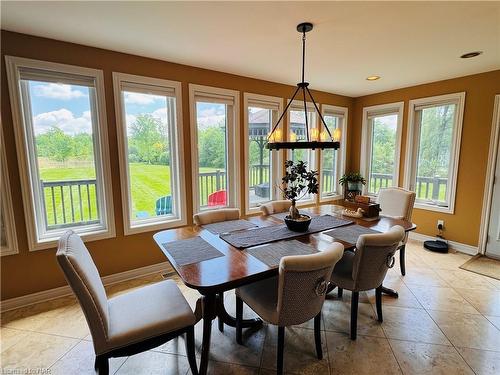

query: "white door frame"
left=478, top=94, right=500, bottom=256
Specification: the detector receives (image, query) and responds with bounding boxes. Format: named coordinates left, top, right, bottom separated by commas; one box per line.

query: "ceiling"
left=2, top=1, right=499, bottom=97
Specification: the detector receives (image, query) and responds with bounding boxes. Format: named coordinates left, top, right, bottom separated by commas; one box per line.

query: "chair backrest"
left=276, top=243, right=344, bottom=326
left=260, top=200, right=292, bottom=216
left=377, top=187, right=415, bottom=221
left=352, top=226, right=405, bottom=291
left=56, top=231, right=109, bottom=352
left=155, top=195, right=172, bottom=215
left=193, top=208, right=240, bottom=225
left=208, top=190, right=227, bottom=207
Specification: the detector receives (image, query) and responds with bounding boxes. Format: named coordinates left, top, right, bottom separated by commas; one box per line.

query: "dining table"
left=153, top=204, right=416, bottom=375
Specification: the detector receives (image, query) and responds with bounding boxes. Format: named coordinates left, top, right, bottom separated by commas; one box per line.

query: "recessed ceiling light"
left=460, top=51, right=483, bottom=59
left=366, top=75, right=380, bottom=81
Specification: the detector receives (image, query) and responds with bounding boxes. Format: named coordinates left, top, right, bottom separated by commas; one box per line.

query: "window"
left=361, top=102, right=404, bottom=195
left=5, top=56, right=114, bottom=250
left=189, top=85, right=240, bottom=212
left=320, top=105, right=348, bottom=201
left=113, top=73, right=186, bottom=234
left=404, top=92, right=465, bottom=213
left=287, top=100, right=318, bottom=204
left=1, top=127, right=18, bottom=256
left=243, top=93, right=283, bottom=213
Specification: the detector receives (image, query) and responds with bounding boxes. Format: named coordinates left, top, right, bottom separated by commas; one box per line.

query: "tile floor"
left=2, top=240, right=500, bottom=374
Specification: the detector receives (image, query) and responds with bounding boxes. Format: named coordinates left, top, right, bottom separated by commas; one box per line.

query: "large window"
left=404, top=92, right=465, bottom=213
left=189, top=85, right=240, bottom=212
left=5, top=56, right=114, bottom=250
left=287, top=101, right=318, bottom=204
left=113, top=73, right=185, bottom=234
left=320, top=105, right=347, bottom=200
left=361, top=102, right=404, bottom=195
left=1, top=127, right=18, bottom=256
left=244, top=93, right=282, bottom=213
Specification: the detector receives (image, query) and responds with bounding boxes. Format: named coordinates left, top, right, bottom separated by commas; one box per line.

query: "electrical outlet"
left=437, top=220, right=444, bottom=230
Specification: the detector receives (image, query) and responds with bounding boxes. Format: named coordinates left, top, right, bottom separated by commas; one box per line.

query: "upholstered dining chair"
left=56, top=231, right=198, bottom=375
left=332, top=226, right=405, bottom=340
left=193, top=207, right=240, bottom=225
left=377, top=187, right=416, bottom=275
left=260, top=200, right=292, bottom=216
left=235, top=243, right=344, bottom=374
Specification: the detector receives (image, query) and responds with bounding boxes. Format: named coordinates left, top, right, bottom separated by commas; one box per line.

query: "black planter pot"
left=284, top=214, right=312, bottom=232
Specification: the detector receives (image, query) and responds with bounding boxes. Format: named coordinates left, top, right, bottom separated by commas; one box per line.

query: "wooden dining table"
left=153, top=204, right=416, bottom=375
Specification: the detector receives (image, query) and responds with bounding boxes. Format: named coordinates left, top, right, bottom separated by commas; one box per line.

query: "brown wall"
left=0, top=31, right=353, bottom=300
left=350, top=70, right=500, bottom=247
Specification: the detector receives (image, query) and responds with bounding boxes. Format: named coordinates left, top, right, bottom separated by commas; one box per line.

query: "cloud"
left=151, top=108, right=168, bottom=124
left=33, top=83, right=87, bottom=100
left=33, top=108, right=92, bottom=135
left=123, top=92, right=164, bottom=105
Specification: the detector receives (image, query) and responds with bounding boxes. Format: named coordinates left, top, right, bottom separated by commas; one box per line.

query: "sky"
left=28, top=82, right=227, bottom=135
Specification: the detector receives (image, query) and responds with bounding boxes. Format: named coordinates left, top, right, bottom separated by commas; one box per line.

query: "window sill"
left=414, top=202, right=454, bottom=214
left=320, top=194, right=343, bottom=203
left=30, top=227, right=116, bottom=251
left=124, top=217, right=187, bottom=236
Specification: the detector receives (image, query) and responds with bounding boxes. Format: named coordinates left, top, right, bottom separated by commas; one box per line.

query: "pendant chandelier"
left=267, top=22, right=341, bottom=151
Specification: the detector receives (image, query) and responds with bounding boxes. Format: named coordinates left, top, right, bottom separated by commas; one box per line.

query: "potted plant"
left=339, top=172, right=366, bottom=191
left=279, top=160, right=319, bottom=232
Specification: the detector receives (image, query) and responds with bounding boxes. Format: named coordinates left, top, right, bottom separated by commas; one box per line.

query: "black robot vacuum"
left=424, top=237, right=449, bottom=253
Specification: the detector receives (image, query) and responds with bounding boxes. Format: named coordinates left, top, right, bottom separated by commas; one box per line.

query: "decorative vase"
left=285, top=200, right=312, bottom=232
left=347, top=181, right=362, bottom=191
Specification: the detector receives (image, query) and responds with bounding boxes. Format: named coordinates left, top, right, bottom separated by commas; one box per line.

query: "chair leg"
left=350, top=291, right=359, bottom=340
left=338, top=287, right=343, bottom=299
left=375, top=286, right=383, bottom=322
left=185, top=326, right=199, bottom=375
left=94, top=355, right=109, bottom=375
left=314, top=313, right=323, bottom=360
left=218, top=292, right=224, bottom=332
left=235, top=295, right=243, bottom=345
left=400, top=245, right=406, bottom=276
left=277, top=326, right=285, bottom=375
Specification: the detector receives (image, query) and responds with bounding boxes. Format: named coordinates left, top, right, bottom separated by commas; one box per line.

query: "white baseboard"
left=0, top=261, right=173, bottom=313
left=408, top=232, right=478, bottom=256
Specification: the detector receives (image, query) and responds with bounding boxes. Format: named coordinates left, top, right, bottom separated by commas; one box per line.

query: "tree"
left=35, top=126, right=73, bottom=162
left=128, top=114, right=166, bottom=164
left=198, top=126, right=226, bottom=168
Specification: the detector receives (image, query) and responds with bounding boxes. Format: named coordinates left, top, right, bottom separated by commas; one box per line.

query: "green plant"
left=280, top=160, right=319, bottom=202
left=338, top=172, right=366, bottom=186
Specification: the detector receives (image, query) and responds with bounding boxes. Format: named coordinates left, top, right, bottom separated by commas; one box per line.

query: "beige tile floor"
left=2, top=240, right=500, bottom=374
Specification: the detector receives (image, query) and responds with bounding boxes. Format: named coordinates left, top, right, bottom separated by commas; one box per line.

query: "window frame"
left=243, top=93, right=283, bottom=214
left=113, top=72, right=186, bottom=235
left=403, top=92, right=465, bottom=214
left=5, top=56, right=115, bottom=251
left=1, top=126, right=18, bottom=256
left=319, top=104, right=348, bottom=202
left=360, top=102, right=404, bottom=196
left=189, top=84, right=240, bottom=213
left=286, top=99, right=319, bottom=207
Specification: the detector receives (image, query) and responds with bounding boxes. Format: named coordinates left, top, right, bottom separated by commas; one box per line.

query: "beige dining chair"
left=193, top=207, right=240, bottom=225
left=260, top=200, right=292, bottom=216
left=377, top=187, right=416, bottom=276
left=331, top=226, right=405, bottom=340
left=56, top=231, right=198, bottom=375
left=235, top=243, right=344, bottom=374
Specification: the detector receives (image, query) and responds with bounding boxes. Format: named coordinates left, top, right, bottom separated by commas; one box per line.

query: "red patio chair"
left=208, top=190, right=227, bottom=207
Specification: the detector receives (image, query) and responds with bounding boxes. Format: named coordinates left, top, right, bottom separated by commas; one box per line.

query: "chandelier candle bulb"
left=310, top=128, right=319, bottom=141
left=320, top=130, right=328, bottom=142
left=290, top=131, right=297, bottom=142
left=333, top=128, right=341, bottom=142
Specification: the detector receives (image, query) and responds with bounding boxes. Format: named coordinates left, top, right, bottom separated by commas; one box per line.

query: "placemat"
left=202, top=219, right=257, bottom=234
left=245, top=240, right=318, bottom=267
left=220, top=215, right=352, bottom=249
left=162, top=236, right=224, bottom=266
left=323, top=225, right=381, bottom=244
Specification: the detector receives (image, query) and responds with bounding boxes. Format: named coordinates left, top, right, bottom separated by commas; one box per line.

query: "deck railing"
left=369, top=173, right=448, bottom=200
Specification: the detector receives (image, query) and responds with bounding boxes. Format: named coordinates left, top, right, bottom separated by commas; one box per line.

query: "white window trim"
left=403, top=92, right=466, bottom=214
left=286, top=99, right=319, bottom=207
left=113, top=72, right=187, bottom=235
left=319, top=104, right=348, bottom=202
left=5, top=56, right=115, bottom=251
left=189, top=84, right=240, bottom=213
left=243, top=93, right=283, bottom=215
left=360, top=102, right=404, bottom=196
left=1, top=126, right=19, bottom=256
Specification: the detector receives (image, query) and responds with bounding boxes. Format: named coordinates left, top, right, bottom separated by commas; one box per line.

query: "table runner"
left=202, top=219, right=257, bottom=234
left=162, top=236, right=224, bottom=266
left=245, top=240, right=318, bottom=267
left=323, top=224, right=381, bottom=244
left=220, top=215, right=353, bottom=249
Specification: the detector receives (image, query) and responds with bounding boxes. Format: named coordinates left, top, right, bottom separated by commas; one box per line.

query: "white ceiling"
left=2, top=1, right=499, bottom=97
